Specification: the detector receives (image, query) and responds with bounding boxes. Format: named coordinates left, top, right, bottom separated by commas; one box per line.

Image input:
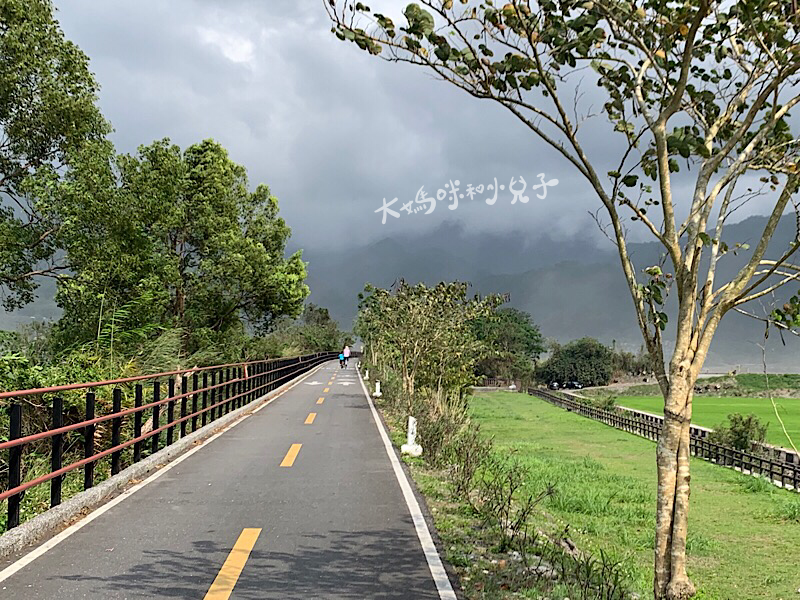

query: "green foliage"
left=472, top=307, right=544, bottom=380
left=774, top=496, right=800, bottom=523
left=708, top=413, right=768, bottom=452
left=0, top=0, right=108, bottom=309
left=537, top=337, right=614, bottom=386
left=357, top=280, right=501, bottom=411
left=245, top=303, right=350, bottom=360
left=771, top=290, right=800, bottom=328
left=49, top=138, right=309, bottom=353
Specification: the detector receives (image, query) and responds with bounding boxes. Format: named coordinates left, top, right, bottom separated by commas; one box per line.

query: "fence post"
left=50, top=397, right=64, bottom=508
left=238, top=367, right=244, bottom=408
left=8, top=402, right=23, bottom=529
left=134, top=385, right=143, bottom=463
left=84, top=392, right=96, bottom=490
left=111, top=388, right=122, bottom=475
left=225, top=367, right=231, bottom=414
left=192, top=373, right=199, bottom=432
left=210, top=371, right=217, bottom=421
left=167, top=378, right=175, bottom=445
left=202, top=372, right=209, bottom=427
left=180, top=375, right=188, bottom=438
left=151, top=382, right=161, bottom=455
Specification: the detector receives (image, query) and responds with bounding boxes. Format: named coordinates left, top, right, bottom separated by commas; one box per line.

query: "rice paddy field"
left=616, top=395, right=800, bottom=448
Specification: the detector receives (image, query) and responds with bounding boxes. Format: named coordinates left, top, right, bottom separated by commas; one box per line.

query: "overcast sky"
left=49, top=0, right=644, bottom=251
left=52, top=0, right=787, bottom=254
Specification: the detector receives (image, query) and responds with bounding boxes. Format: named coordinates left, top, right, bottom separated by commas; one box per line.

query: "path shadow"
left=56, top=525, right=440, bottom=599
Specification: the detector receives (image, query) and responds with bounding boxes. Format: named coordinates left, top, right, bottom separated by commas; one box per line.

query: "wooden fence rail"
left=526, top=388, right=799, bottom=492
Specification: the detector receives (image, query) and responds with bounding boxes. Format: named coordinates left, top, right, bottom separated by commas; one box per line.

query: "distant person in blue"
left=338, top=352, right=345, bottom=368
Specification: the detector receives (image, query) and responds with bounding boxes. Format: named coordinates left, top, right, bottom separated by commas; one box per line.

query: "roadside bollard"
left=401, top=416, right=422, bottom=457
left=372, top=380, right=382, bottom=398
left=364, top=369, right=369, bottom=380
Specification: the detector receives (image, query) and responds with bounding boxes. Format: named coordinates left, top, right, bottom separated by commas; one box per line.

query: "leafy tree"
left=327, top=2, right=800, bottom=595
left=611, top=343, right=654, bottom=376
left=50, top=138, right=309, bottom=353
left=0, top=0, right=108, bottom=309
left=297, top=303, right=348, bottom=352
left=472, top=307, right=543, bottom=379
left=357, top=280, right=501, bottom=412
left=537, top=337, right=613, bottom=386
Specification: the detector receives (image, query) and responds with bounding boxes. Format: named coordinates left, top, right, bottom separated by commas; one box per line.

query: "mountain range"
left=3, top=214, right=799, bottom=372
left=297, top=214, right=800, bottom=372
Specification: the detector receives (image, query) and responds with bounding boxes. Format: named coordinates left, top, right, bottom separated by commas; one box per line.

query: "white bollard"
left=401, top=416, right=423, bottom=457
left=372, top=380, right=382, bottom=397
left=364, top=369, right=370, bottom=380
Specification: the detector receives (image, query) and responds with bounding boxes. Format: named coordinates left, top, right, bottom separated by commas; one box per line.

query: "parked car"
left=548, top=381, right=560, bottom=390
left=564, top=381, right=583, bottom=390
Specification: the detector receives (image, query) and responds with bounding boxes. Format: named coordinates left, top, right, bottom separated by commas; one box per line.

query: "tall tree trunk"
left=654, top=372, right=697, bottom=600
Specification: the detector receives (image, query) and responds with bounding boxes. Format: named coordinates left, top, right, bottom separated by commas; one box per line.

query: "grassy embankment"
left=467, top=391, right=800, bottom=599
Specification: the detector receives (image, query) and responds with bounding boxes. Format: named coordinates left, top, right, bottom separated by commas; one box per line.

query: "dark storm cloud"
left=52, top=0, right=787, bottom=249
left=51, top=0, right=609, bottom=248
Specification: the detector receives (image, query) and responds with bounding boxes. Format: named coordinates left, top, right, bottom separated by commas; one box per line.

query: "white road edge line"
left=358, top=368, right=457, bottom=600
left=0, top=362, right=327, bottom=584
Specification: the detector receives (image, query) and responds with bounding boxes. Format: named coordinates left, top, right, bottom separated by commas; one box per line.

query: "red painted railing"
left=0, top=352, right=336, bottom=531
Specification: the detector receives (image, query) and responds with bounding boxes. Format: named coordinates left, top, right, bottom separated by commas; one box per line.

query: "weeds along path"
left=471, top=391, right=800, bottom=600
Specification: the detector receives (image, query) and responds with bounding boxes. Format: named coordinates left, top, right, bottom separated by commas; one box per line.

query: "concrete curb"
left=0, top=361, right=325, bottom=562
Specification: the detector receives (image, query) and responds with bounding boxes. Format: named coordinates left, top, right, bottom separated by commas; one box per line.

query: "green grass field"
left=471, top=391, right=800, bottom=600
left=616, top=395, right=800, bottom=448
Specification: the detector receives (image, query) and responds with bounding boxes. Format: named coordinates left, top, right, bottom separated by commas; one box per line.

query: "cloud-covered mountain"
left=299, top=215, right=800, bottom=372
left=4, top=214, right=798, bottom=372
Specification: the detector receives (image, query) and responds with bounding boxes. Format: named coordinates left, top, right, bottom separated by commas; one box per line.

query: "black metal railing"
left=527, top=388, right=799, bottom=492
left=0, top=352, right=337, bottom=531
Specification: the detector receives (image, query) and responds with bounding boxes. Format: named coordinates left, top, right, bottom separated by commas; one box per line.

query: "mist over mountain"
left=3, top=215, right=798, bottom=372
left=298, top=215, right=800, bottom=372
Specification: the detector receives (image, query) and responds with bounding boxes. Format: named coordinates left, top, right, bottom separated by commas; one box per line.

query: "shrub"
left=447, top=424, right=493, bottom=497
left=413, top=393, right=468, bottom=466
left=708, top=413, right=768, bottom=451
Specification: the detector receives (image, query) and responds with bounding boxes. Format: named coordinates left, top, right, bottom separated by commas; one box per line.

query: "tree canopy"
left=0, top=0, right=108, bottom=309
left=49, top=138, right=310, bottom=352
left=536, top=336, right=613, bottom=386
left=472, top=307, right=543, bottom=380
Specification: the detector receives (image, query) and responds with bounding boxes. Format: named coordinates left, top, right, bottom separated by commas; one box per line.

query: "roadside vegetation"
left=358, top=281, right=635, bottom=599
left=358, top=280, right=800, bottom=599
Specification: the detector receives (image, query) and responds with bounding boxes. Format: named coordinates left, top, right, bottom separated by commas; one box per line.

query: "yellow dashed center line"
left=317, top=397, right=325, bottom=404
left=304, top=412, right=317, bottom=425
left=323, top=387, right=329, bottom=393
left=203, top=528, right=261, bottom=600
left=280, top=443, right=302, bottom=467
